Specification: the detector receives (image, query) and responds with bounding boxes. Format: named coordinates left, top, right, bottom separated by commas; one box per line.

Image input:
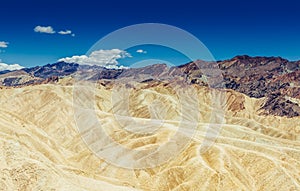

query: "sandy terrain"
left=0, top=82, right=299, bottom=190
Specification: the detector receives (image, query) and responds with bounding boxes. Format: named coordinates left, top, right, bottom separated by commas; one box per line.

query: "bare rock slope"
left=0, top=81, right=299, bottom=190
left=0, top=56, right=299, bottom=190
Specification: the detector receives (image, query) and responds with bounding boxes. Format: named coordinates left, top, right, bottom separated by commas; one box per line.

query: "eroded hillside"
left=0, top=81, right=299, bottom=190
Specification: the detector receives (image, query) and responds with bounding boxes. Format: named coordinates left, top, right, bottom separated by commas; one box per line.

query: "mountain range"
left=1, top=55, right=299, bottom=118
left=0, top=55, right=300, bottom=190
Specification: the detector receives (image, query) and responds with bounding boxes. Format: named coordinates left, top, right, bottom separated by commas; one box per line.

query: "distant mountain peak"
left=231, top=55, right=289, bottom=63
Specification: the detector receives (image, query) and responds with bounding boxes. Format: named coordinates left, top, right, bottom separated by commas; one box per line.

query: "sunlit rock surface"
left=0, top=80, right=299, bottom=190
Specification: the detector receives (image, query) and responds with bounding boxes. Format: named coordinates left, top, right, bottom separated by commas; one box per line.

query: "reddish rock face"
left=216, top=56, right=299, bottom=117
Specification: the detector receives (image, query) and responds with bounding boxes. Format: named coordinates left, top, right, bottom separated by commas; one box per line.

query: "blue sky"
left=1, top=0, right=300, bottom=68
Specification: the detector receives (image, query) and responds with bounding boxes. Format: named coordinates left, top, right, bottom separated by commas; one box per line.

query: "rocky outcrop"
left=216, top=56, right=300, bottom=117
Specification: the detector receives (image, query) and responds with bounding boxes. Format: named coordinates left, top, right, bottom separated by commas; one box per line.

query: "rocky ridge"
left=0, top=55, right=299, bottom=117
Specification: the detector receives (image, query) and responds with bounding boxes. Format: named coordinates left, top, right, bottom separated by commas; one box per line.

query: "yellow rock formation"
left=0, top=82, right=299, bottom=190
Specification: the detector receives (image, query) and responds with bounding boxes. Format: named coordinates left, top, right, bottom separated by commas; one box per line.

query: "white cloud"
left=34, top=26, right=75, bottom=36
left=58, top=30, right=75, bottom=37
left=34, top=26, right=55, bottom=34
left=0, top=41, right=9, bottom=48
left=0, top=60, right=24, bottom=71
left=58, top=49, right=131, bottom=69
left=136, top=49, right=147, bottom=54
left=58, top=30, right=72, bottom=35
